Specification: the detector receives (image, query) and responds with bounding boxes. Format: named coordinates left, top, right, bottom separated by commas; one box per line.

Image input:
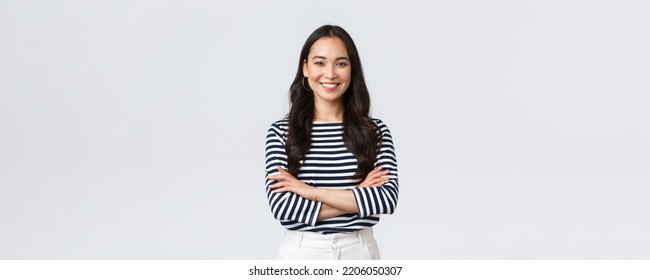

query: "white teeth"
left=322, top=83, right=338, bottom=89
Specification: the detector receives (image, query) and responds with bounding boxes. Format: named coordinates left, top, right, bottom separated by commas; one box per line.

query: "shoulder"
left=267, top=118, right=289, bottom=137
left=370, top=118, right=391, bottom=132
left=371, top=118, right=395, bottom=147
left=270, top=118, right=289, bottom=129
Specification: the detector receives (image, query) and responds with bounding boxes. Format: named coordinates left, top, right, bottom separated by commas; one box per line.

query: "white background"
left=1, top=0, right=648, bottom=259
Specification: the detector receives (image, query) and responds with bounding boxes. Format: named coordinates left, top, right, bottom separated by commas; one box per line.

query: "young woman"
left=265, top=25, right=398, bottom=260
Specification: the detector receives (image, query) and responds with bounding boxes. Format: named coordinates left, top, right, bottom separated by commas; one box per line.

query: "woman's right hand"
left=358, top=166, right=390, bottom=188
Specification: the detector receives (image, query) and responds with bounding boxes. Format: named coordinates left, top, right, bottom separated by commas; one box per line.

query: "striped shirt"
left=265, top=118, right=399, bottom=234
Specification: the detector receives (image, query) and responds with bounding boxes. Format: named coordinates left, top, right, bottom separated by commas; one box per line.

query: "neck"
left=313, top=99, right=344, bottom=122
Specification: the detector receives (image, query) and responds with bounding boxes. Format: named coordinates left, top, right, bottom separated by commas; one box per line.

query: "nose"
left=324, top=65, right=337, bottom=79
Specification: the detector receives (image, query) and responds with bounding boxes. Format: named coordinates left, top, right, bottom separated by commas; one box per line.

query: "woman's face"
left=303, top=36, right=351, bottom=105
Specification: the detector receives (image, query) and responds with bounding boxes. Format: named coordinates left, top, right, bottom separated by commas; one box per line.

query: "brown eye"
left=337, top=62, right=348, bottom=67
left=314, top=61, right=324, bottom=66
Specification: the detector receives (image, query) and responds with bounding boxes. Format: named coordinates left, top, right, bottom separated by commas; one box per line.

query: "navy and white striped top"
left=265, top=118, right=398, bottom=234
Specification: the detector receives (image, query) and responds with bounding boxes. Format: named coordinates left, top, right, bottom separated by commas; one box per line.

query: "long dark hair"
left=286, top=25, right=380, bottom=181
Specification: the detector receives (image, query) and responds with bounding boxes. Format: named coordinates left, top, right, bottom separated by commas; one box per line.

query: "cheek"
left=340, top=69, right=352, bottom=82
left=306, top=68, right=320, bottom=79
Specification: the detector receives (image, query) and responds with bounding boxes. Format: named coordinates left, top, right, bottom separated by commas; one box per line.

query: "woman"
left=265, top=25, right=398, bottom=260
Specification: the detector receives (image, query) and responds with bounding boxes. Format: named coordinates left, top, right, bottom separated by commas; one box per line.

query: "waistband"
left=283, top=228, right=375, bottom=249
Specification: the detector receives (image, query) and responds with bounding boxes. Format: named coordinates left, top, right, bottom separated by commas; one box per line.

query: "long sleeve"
left=351, top=120, right=399, bottom=218
left=265, top=122, right=322, bottom=226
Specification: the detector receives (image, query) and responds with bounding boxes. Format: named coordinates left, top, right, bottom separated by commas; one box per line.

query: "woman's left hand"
left=268, top=166, right=319, bottom=200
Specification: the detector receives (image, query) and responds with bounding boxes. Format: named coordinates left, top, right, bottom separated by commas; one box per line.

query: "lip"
left=320, top=82, right=340, bottom=91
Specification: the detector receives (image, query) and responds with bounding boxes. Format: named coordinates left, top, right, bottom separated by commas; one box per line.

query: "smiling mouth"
left=320, top=83, right=340, bottom=91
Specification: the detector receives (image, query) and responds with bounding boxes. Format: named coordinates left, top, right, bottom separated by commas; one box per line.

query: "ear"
left=302, top=59, right=308, bottom=77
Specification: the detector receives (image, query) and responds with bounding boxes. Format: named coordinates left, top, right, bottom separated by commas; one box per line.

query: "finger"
left=374, top=168, right=389, bottom=176
left=370, top=177, right=390, bottom=186
left=268, top=182, right=286, bottom=189
left=367, top=172, right=386, bottom=181
left=375, top=171, right=390, bottom=178
left=370, top=178, right=385, bottom=186
left=366, top=167, right=382, bottom=179
left=277, top=166, right=292, bottom=176
left=273, top=188, right=288, bottom=193
left=277, top=166, right=290, bottom=174
left=274, top=184, right=295, bottom=193
left=267, top=174, right=285, bottom=181
left=281, top=171, right=299, bottom=182
left=360, top=178, right=381, bottom=188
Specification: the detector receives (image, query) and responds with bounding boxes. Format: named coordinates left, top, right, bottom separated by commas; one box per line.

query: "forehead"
left=308, top=36, right=349, bottom=58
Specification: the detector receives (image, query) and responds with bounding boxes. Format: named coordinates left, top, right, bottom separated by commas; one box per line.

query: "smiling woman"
left=303, top=36, right=351, bottom=109
left=265, top=25, right=399, bottom=260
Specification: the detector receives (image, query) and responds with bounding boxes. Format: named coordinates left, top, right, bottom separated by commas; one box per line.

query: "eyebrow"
left=311, top=56, right=350, bottom=61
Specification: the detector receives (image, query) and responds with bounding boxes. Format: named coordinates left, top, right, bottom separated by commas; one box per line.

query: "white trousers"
left=277, top=228, right=381, bottom=260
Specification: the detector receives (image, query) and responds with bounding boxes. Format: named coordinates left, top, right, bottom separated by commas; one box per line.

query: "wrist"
left=311, top=188, right=324, bottom=201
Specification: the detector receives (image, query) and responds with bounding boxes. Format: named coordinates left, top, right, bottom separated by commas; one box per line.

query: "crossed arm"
left=265, top=122, right=398, bottom=225
left=267, top=166, right=390, bottom=220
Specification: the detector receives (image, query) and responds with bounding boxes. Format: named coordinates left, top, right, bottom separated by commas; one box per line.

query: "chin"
left=314, top=92, right=344, bottom=103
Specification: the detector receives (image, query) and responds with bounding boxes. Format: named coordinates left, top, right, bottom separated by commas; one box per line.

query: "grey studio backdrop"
left=1, top=0, right=648, bottom=259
